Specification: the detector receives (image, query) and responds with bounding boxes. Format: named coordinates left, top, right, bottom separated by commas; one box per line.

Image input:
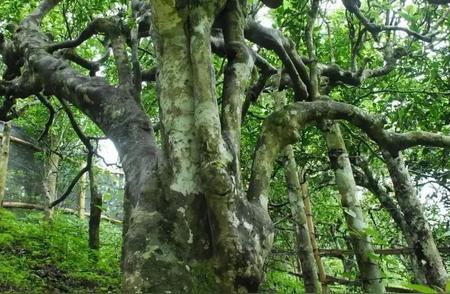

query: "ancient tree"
left=0, top=0, right=449, bottom=292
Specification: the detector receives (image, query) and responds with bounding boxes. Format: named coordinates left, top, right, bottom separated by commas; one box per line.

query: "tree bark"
left=247, top=101, right=386, bottom=292
left=382, top=150, right=448, bottom=289
left=10, top=0, right=450, bottom=292
left=0, top=121, right=11, bottom=206
left=354, top=161, right=427, bottom=284
left=306, top=4, right=385, bottom=286
left=274, top=87, right=320, bottom=292
left=283, top=146, right=321, bottom=293
left=321, top=123, right=385, bottom=292
left=43, top=146, right=59, bottom=219
left=134, top=1, right=273, bottom=291
left=121, top=1, right=274, bottom=292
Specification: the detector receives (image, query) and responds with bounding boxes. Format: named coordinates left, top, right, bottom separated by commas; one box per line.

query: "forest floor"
left=1, top=209, right=446, bottom=293
left=0, top=209, right=301, bottom=293
left=0, top=209, right=121, bottom=292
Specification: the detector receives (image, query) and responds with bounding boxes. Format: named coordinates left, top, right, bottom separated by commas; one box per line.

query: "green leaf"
left=341, top=270, right=354, bottom=279
left=103, top=192, right=112, bottom=202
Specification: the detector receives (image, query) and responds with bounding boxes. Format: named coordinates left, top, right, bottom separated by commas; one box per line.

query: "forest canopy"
left=0, top=0, right=449, bottom=292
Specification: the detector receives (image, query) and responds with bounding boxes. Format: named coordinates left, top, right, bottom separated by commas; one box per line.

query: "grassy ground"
left=0, top=209, right=121, bottom=292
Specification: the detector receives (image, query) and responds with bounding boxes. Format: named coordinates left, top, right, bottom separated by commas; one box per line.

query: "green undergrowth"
left=261, top=270, right=304, bottom=293
left=0, top=208, right=121, bottom=292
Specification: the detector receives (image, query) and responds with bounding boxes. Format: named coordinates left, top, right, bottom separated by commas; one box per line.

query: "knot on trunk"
left=225, top=41, right=252, bottom=64
left=328, top=148, right=346, bottom=170
left=200, top=160, right=233, bottom=196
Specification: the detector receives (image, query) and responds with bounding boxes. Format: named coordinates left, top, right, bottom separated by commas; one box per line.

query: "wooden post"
left=88, top=167, right=102, bottom=250
left=42, top=133, right=60, bottom=219
left=79, top=166, right=86, bottom=219
left=44, top=150, right=60, bottom=219
left=283, top=147, right=322, bottom=293
left=0, top=121, right=12, bottom=207
left=300, top=167, right=329, bottom=293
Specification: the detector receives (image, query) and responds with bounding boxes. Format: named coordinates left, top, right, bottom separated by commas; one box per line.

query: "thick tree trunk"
left=19, top=0, right=450, bottom=292
left=88, top=167, right=101, bottom=250
left=322, top=122, right=385, bottom=292
left=382, top=150, right=448, bottom=289
left=0, top=121, right=11, bottom=206
left=121, top=2, right=274, bottom=292
left=283, top=146, right=321, bottom=293
left=11, top=1, right=273, bottom=290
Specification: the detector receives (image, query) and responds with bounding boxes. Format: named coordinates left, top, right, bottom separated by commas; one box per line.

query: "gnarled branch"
left=247, top=99, right=450, bottom=203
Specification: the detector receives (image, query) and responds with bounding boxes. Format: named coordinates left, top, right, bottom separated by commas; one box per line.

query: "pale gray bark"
left=249, top=99, right=450, bottom=291
left=146, top=2, right=273, bottom=291
left=353, top=161, right=427, bottom=284
left=322, top=123, right=385, bottom=292
left=43, top=145, right=59, bottom=219
left=249, top=100, right=424, bottom=292
left=220, top=0, right=255, bottom=187
left=274, top=87, right=320, bottom=292
left=382, top=151, right=448, bottom=289
left=305, top=0, right=384, bottom=288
